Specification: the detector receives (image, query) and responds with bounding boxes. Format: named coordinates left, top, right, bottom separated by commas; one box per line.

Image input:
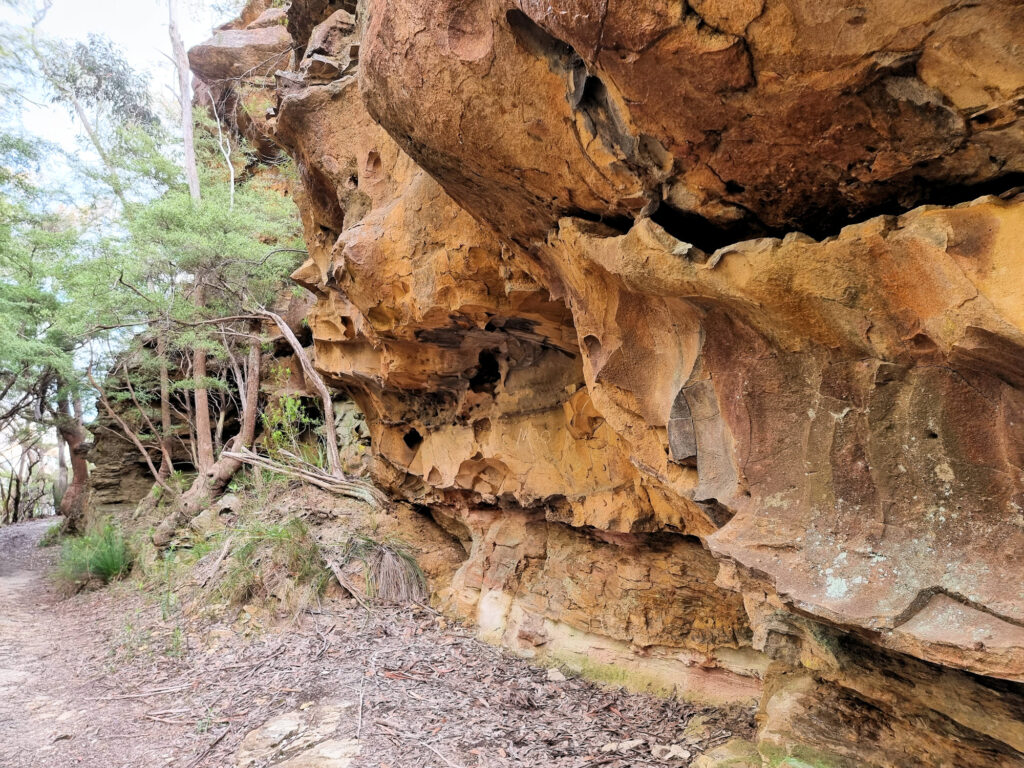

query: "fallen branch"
left=220, top=446, right=387, bottom=509
left=89, top=683, right=193, bottom=701
left=186, top=726, right=231, bottom=768
left=322, top=552, right=373, bottom=612
left=254, top=308, right=343, bottom=478
left=201, top=534, right=235, bottom=588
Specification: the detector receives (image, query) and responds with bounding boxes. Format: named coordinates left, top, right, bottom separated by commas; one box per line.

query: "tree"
left=0, top=8, right=308, bottom=540
left=0, top=128, right=95, bottom=529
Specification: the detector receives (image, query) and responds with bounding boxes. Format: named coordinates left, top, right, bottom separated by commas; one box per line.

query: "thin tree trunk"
left=54, top=429, right=68, bottom=510
left=169, top=0, right=201, bottom=202
left=192, top=285, right=215, bottom=474
left=152, top=331, right=262, bottom=547
left=239, top=331, right=261, bottom=449
left=171, top=0, right=210, bottom=483
left=133, top=335, right=176, bottom=518
left=157, top=332, right=174, bottom=478
left=120, top=361, right=172, bottom=475
left=193, top=344, right=214, bottom=474
left=70, top=96, right=128, bottom=208
left=257, top=310, right=343, bottom=478
left=57, top=393, right=90, bottom=533
left=208, top=94, right=234, bottom=208
left=2, top=461, right=14, bottom=524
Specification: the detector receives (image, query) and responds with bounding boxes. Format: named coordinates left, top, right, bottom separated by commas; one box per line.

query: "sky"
left=6, top=0, right=237, bottom=152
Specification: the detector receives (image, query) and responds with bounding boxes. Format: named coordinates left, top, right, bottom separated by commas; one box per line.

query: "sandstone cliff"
left=187, top=2, right=1024, bottom=765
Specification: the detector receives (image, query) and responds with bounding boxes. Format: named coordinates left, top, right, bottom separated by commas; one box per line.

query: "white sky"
left=8, top=0, right=236, bottom=151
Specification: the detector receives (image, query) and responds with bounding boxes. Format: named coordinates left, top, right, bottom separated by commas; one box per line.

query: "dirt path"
left=0, top=519, right=754, bottom=767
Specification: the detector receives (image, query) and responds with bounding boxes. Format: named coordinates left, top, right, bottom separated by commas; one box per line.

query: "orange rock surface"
left=189, top=2, right=1024, bottom=765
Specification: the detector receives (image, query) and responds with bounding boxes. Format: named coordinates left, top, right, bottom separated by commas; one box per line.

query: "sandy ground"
left=0, top=518, right=754, bottom=767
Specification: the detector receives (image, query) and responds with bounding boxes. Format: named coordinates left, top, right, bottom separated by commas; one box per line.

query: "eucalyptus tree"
left=0, top=7, right=305, bottom=537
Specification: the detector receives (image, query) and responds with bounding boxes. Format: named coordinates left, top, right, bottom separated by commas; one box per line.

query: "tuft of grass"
left=55, top=520, right=134, bottom=590
left=339, top=534, right=427, bottom=604
left=166, top=625, right=185, bottom=658
left=215, top=518, right=330, bottom=614
left=38, top=521, right=64, bottom=548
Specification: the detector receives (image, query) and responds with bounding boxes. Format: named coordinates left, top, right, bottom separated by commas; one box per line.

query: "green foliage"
left=0, top=131, right=81, bottom=401
left=0, top=8, right=304, bottom=532
left=38, top=520, right=63, bottom=547
left=262, top=389, right=323, bottom=466
left=55, top=519, right=134, bottom=589
left=216, top=518, right=330, bottom=611
left=43, top=34, right=157, bottom=127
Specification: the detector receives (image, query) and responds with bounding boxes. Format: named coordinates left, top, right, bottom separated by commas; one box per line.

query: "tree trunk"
left=70, top=96, right=129, bottom=208
left=58, top=394, right=90, bottom=533
left=134, top=332, right=177, bottom=519
left=169, top=0, right=201, bottom=202
left=192, top=284, right=215, bottom=474
left=152, top=332, right=261, bottom=547
left=193, top=340, right=214, bottom=474
left=258, top=310, right=343, bottom=478
left=157, top=332, right=175, bottom=478
left=54, top=429, right=68, bottom=510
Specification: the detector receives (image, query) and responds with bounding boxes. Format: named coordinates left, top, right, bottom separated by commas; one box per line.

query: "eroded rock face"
left=361, top=0, right=1024, bottom=244
left=193, top=1, right=1024, bottom=765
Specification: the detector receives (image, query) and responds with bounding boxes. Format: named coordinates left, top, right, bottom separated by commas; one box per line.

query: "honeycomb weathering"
left=188, top=1, right=1024, bottom=764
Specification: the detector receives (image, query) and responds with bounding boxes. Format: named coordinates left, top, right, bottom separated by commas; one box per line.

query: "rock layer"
left=187, top=2, right=1024, bottom=765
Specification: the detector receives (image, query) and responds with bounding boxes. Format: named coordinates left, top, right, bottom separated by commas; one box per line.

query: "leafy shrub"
left=261, top=389, right=325, bottom=468
left=216, top=518, right=330, bottom=612
left=37, top=521, right=64, bottom=548
left=56, top=520, right=134, bottom=589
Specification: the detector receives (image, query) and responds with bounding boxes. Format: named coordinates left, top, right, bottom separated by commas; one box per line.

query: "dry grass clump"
left=215, top=518, right=331, bottom=615
left=330, top=533, right=427, bottom=604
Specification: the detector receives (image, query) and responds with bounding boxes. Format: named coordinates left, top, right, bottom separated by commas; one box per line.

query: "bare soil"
left=0, top=518, right=755, bottom=767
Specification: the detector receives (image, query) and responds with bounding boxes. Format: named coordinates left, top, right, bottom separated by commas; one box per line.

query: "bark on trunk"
left=54, top=430, right=68, bottom=510
left=193, top=286, right=215, bottom=474
left=157, top=333, right=174, bottom=477
left=258, top=310, right=343, bottom=478
left=58, top=395, right=90, bottom=533
left=169, top=0, right=201, bottom=202
left=152, top=333, right=261, bottom=547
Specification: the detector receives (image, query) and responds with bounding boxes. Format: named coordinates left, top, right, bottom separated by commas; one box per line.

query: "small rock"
left=601, top=739, right=646, bottom=753
left=546, top=668, right=566, bottom=682
left=651, top=743, right=692, bottom=761
left=235, top=713, right=303, bottom=766
left=619, top=738, right=646, bottom=752
left=683, top=714, right=713, bottom=742
left=690, top=738, right=761, bottom=768
left=276, top=739, right=361, bottom=767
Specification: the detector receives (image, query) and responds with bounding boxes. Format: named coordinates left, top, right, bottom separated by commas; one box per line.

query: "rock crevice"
left=185, top=1, right=1024, bottom=765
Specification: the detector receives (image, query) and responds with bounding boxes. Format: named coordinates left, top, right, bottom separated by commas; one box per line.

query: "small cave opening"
left=364, top=150, right=382, bottom=181
left=505, top=9, right=577, bottom=68
left=469, top=350, right=501, bottom=394
left=649, top=200, right=775, bottom=254
left=568, top=207, right=635, bottom=235
left=403, top=428, right=424, bottom=450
